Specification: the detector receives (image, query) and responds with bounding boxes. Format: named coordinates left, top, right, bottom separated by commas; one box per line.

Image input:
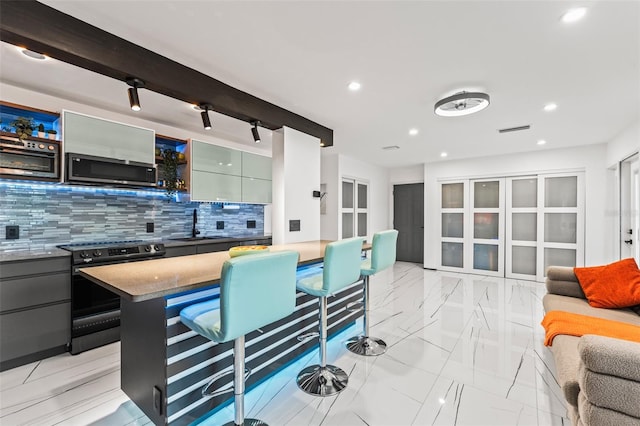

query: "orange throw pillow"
left=574, top=258, right=640, bottom=308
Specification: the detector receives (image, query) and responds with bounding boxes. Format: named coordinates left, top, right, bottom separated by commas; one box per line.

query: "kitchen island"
left=79, top=240, right=367, bottom=425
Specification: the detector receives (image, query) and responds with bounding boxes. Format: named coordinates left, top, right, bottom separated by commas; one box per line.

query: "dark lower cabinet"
left=0, top=256, right=71, bottom=371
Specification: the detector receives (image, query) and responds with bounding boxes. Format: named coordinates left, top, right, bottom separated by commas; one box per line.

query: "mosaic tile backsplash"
left=0, top=180, right=265, bottom=251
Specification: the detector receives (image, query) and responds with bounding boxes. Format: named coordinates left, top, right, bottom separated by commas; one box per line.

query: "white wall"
left=271, top=127, right=321, bottom=244
left=424, top=143, right=609, bottom=269
left=606, top=121, right=640, bottom=167
left=389, top=165, right=424, bottom=184
left=320, top=154, right=339, bottom=240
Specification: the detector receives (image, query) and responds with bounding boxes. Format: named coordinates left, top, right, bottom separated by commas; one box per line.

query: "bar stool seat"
left=346, top=229, right=399, bottom=356
left=296, top=237, right=365, bottom=397
left=180, top=250, right=299, bottom=426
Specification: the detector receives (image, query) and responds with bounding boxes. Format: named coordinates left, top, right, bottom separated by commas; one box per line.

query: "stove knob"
left=38, top=144, right=45, bottom=149
left=79, top=251, right=89, bottom=258
left=48, top=145, right=55, bottom=150
left=144, top=245, right=151, bottom=252
left=93, top=250, right=102, bottom=257
left=154, top=245, right=162, bottom=251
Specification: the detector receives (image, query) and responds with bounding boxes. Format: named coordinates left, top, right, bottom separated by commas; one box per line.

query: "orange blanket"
left=541, top=310, right=640, bottom=346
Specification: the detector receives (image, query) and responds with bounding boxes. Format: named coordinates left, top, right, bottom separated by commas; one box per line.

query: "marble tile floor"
left=0, top=262, right=570, bottom=425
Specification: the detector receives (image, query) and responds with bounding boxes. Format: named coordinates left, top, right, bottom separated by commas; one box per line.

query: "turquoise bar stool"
left=180, top=250, right=299, bottom=426
left=346, top=229, right=398, bottom=356
left=296, top=237, right=365, bottom=396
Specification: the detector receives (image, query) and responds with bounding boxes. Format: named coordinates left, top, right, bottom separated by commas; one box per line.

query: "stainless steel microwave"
left=0, top=135, right=60, bottom=179
left=66, top=153, right=156, bottom=187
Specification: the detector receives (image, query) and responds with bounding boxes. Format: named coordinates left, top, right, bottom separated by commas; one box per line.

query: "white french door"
left=440, top=172, right=585, bottom=281
left=341, top=178, right=368, bottom=239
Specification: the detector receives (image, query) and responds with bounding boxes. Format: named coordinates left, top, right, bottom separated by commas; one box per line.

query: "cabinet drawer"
left=196, top=242, right=233, bottom=254
left=0, top=257, right=69, bottom=279
left=0, top=302, right=70, bottom=362
left=0, top=272, right=70, bottom=312
left=165, top=246, right=197, bottom=258
left=191, top=141, right=242, bottom=176
left=191, top=171, right=242, bottom=202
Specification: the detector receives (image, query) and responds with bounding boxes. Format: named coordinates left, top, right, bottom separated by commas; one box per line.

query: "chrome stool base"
left=221, top=419, right=267, bottom=426
left=346, top=335, right=387, bottom=356
left=296, top=364, right=348, bottom=396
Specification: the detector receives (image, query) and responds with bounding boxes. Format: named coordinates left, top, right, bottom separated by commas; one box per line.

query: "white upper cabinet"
left=191, top=140, right=242, bottom=176
left=241, top=152, right=272, bottom=180
left=62, top=110, right=155, bottom=164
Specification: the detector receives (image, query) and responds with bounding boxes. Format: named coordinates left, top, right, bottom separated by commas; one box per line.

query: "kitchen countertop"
left=0, top=235, right=272, bottom=262
left=79, top=240, right=371, bottom=302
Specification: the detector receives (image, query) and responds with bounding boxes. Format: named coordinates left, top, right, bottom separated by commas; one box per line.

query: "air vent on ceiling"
left=498, top=125, right=531, bottom=133
left=382, top=145, right=400, bottom=150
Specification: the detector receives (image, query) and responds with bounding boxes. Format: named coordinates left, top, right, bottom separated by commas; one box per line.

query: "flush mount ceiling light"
left=434, top=91, right=490, bottom=117
left=200, top=103, right=213, bottom=130
left=18, top=47, right=47, bottom=60
left=251, top=121, right=261, bottom=143
left=126, top=78, right=145, bottom=111
left=562, top=7, right=587, bottom=23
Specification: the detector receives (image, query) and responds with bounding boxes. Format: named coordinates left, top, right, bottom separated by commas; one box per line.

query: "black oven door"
left=0, top=147, right=58, bottom=178
left=71, top=271, right=120, bottom=338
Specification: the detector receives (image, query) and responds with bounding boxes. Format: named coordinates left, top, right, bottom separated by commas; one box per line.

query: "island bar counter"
left=78, top=240, right=368, bottom=425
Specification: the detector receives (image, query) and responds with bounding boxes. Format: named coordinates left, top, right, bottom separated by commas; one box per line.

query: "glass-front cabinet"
left=440, top=172, right=584, bottom=281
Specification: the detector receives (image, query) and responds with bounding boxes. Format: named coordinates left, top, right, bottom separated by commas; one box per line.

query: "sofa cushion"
left=547, top=265, right=578, bottom=282
left=578, top=334, right=640, bottom=382
left=578, top=364, right=640, bottom=418
left=578, top=392, right=640, bottom=426
left=574, top=258, right=640, bottom=309
left=546, top=279, right=586, bottom=299
left=542, top=294, right=640, bottom=325
left=549, top=335, right=581, bottom=408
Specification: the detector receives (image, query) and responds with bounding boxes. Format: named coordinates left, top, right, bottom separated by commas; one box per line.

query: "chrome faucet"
left=192, top=209, right=200, bottom=238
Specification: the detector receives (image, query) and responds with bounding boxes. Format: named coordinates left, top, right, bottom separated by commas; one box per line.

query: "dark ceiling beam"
left=0, top=1, right=333, bottom=146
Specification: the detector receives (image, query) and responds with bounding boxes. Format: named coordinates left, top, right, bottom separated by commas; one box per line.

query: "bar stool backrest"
left=369, top=230, right=399, bottom=273
left=323, top=237, right=365, bottom=294
left=219, top=250, right=299, bottom=342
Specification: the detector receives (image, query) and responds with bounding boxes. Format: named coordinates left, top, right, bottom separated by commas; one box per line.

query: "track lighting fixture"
left=126, top=78, right=145, bottom=111
left=200, top=103, right=213, bottom=130
left=251, top=121, right=261, bottom=143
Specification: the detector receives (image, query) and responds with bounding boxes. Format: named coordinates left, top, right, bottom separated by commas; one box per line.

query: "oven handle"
left=0, top=147, right=57, bottom=158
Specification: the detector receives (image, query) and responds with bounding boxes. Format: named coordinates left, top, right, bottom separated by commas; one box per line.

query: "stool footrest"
left=297, top=332, right=319, bottom=342
left=296, top=364, right=348, bottom=396
left=202, top=367, right=251, bottom=397
left=346, top=335, right=387, bottom=356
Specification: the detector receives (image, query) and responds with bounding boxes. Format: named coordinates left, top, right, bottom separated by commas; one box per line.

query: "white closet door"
left=538, top=173, right=585, bottom=276
left=469, top=178, right=505, bottom=276
left=506, top=177, right=538, bottom=280
left=440, top=181, right=467, bottom=271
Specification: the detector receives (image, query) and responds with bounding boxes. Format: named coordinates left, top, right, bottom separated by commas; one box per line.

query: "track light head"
left=126, top=78, right=145, bottom=111
left=251, top=121, right=261, bottom=143
left=200, top=103, right=213, bottom=130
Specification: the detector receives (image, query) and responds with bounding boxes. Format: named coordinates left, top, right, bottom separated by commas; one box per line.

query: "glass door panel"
left=512, top=213, right=537, bottom=241
left=506, top=176, right=538, bottom=280
left=512, top=246, right=537, bottom=275
left=470, top=178, right=504, bottom=276
left=440, top=181, right=467, bottom=271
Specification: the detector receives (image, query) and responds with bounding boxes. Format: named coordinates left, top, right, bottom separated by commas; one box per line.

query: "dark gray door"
left=393, top=183, right=424, bottom=263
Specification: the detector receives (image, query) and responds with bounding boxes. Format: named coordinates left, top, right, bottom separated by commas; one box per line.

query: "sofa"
left=543, top=266, right=640, bottom=425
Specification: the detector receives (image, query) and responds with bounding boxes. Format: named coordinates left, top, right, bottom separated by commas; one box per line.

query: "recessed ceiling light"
left=348, top=81, right=361, bottom=91
left=18, top=47, right=47, bottom=60
left=562, top=7, right=587, bottom=23
left=409, top=128, right=419, bottom=136
left=537, top=139, right=547, bottom=145
left=440, top=152, right=448, bottom=157
left=543, top=103, right=558, bottom=112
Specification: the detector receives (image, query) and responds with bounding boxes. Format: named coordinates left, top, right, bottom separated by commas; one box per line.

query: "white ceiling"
left=2, top=1, right=639, bottom=168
